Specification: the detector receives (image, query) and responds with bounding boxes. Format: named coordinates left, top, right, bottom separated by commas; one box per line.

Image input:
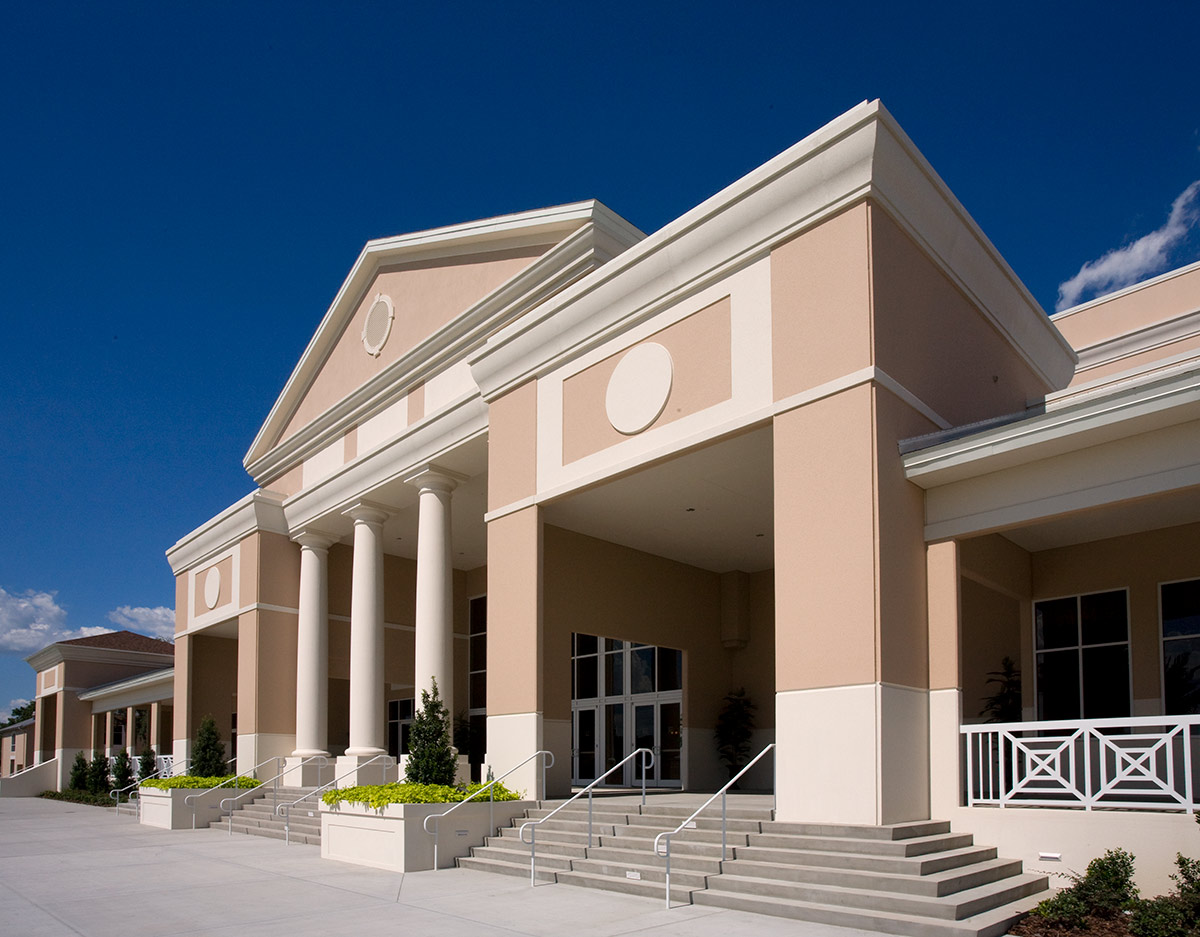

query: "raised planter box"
left=320, top=799, right=533, bottom=871
left=139, top=785, right=247, bottom=830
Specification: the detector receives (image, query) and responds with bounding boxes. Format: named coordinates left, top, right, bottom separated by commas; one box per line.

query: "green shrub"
left=111, top=749, right=134, bottom=792
left=1030, top=848, right=1139, bottom=926
left=404, top=678, right=456, bottom=786
left=323, top=780, right=522, bottom=810
left=1131, top=895, right=1189, bottom=937
left=68, top=751, right=89, bottom=791
left=86, top=752, right=109, bottom=795
left=138, top=749, right=158, bottom=779
left=190, top=716, right=226, bottom=777
left=140, top=774, right=260, bottom=790
left=39, top=789, right=117, bottom=807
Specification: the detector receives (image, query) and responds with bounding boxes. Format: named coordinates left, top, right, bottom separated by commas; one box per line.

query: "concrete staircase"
left=459, top=800, right=1048, bottom=937
left=207, top=785, right=322, bottom=845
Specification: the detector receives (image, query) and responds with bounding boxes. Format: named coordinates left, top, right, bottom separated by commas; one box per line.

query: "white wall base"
left=335, top=754, right=399, bottom=787
left=929, top=689, right=963, bottom=817
left=486, top=712, right=558, bottom=800
left=283, top=756, right=335, bottom=787
left=236, top=733, right=296, bottom=777
left=0, top=758, right=58, bottom=797
left=776, top=684, right=930, bottom=825
left=951, top=806, right=1197, bottom=895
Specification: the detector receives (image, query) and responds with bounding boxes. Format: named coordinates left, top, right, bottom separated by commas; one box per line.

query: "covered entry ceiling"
left=543, top=425, right=774, bottom=573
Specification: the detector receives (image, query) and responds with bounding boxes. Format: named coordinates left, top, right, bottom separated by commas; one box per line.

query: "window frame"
left=1159, top=576, right=1200, bottom=715
left=1032, top=587, right=1132, bottom=721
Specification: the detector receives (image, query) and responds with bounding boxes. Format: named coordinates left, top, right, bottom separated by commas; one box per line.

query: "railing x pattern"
left=962, top=715, right=1200, bottom=812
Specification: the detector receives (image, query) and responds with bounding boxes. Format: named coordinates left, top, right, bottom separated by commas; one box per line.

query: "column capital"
left=403, top=464, right=469, bottom=494
left=292, top=529, right=337, bottom=551
left=341, top=500, right=392, bottom=525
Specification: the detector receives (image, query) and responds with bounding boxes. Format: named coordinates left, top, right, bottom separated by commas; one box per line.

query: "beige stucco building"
left=10, top=100, right=1196, bottom=880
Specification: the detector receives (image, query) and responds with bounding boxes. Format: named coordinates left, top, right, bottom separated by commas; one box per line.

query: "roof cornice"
left=901, top=366, right=1200, bottom=488
left=468, top=100, right=1076, bottom=403
left=244, top=202, right=644, bottom=476
left=165, top=489, right=288, bottom=574
left=77, top=667, right=175, bottom=702
left=24, top=644, right=175, bottom=672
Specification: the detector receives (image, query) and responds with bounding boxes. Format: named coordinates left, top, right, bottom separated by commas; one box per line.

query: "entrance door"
left=571, top=635, right=683, bottom=788
left=573, top=706, right=598, bottom=783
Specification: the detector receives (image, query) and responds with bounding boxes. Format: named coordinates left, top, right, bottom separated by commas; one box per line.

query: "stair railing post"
left=664, top=841, right=671, bottom=909
left=541, top=752, right=547, bottom=803
left=588, top=787, right=593, bottom=848
left=530, top=826, right=537, bottom=885
left=641, top=749, right=647, bottom=806
left=432, top=816, right=439, bottom=871
left=721, top=790, right=727, bottom=862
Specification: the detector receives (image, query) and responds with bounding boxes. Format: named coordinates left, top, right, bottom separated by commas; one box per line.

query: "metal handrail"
left=275, top=754, right=397, bottom=845
left=185, top=756, right=279, bottom=830
left=219, top=756, right=328, bottom=835
left=423, top=750, right=554, bottom=871
left=519, top=747, right=654, bottom=886
left=110, top=758, right=191, bottom=819
left=652, top=743, right=776, bottom=909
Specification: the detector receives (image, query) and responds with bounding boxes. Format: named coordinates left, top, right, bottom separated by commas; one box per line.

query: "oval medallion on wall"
left=605, top=342, right=674, bottom=435
left=362, top=294, right=394, bottom=357
left=203, top=567, right=221, bottom=610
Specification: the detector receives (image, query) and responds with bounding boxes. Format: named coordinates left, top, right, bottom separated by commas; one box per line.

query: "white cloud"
left=0, top=588, right=114, bottom=653
left=107, top=605, right=176, bottom=642
left=1056, top=180, right=1200, bottom=312
left=1, top=698, right=31, bottom=723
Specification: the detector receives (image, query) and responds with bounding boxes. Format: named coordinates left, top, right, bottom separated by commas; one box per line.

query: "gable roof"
left=243, top=200, right=644, bottom=484
left=56, top=630, right=175, bottom=655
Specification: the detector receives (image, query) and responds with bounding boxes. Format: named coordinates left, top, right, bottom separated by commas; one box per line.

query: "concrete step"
left=584, top=844, right=722, bottom=874
left=468, top=844, right=572, bottom=872
left=498, top=825, right=595, bottom=847
left=457, top=855, right=556, bottom=882
left=705, top=869, right=1047, bottom=920
left=555, top=869, right=699, bottom=903
left=730, top=844, right=1000, bottom=875
left=693, top=888, right=1042, bottom=937
left=607, top=825, right=750, bottom=847
left=764, top=820, right=953, bottom=841
left=720, top=856, right=1025, bottom=897
left=638, top=803, right=775, bottom=822
left=215, top=821, right=321, bottom=846
left=568, top=857, right=709, bottom=889
left=748, top=831, right=975, bottom=857
left=623, top=812, right=763, bottom=834
left=484, top=834, right=587, bottom=859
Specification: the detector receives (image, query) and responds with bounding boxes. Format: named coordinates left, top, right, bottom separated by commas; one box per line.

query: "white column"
left=405, top=467, right=464, bottom=710
left=292, top=532, right=335, bottom=757
left=343, top=503, right=389, bottom=757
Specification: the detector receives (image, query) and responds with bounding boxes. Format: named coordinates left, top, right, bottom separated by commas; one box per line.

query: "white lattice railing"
left=962, top=715, right=1200, bottom=812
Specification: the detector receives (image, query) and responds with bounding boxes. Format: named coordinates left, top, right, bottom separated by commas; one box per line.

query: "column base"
left=335, top=753, right=397, bottom=787
left=283, top=755, right=334, bottom=787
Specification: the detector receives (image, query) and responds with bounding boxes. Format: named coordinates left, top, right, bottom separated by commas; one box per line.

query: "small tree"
left=405, top=678, right=457, bottom=786
left=980, top=657, right=1022, bottom=723
left=86, top=752, right=109, bottom=795
left=138, top=748, right=158, bottom=779
left=191, top=715, right=226, bottom=777
left=715, top=689, right=757, bottom=782
left=111, top=749, right=134, bottom=793
left=68, top=751, right=89, bottom=790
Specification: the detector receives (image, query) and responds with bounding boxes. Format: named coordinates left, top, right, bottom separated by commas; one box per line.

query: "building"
left=0, top=631, right=175, bottom=794
left=1, top=717, right=34, bottom=777
left=12, top=99, right=1200, bottom=882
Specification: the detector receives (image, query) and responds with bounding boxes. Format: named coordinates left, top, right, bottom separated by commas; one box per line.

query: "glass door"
left=573, top=705, right=598, bottom=784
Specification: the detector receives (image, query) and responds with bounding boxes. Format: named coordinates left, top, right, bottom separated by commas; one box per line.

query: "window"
left=1162, top=579, right=1200, bottom=714
left=466, top=596, right=487, bottom=776
left=387, top=699, right=414, bottom=756
left=1035, top=590, right=1130, bottom=720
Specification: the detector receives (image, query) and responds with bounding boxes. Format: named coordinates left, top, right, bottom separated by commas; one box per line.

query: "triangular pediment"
left=244, top=202, right=644, bottom=484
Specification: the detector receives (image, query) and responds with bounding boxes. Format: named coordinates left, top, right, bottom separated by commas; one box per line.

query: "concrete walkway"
left=0, top=795, right=880, bottom=937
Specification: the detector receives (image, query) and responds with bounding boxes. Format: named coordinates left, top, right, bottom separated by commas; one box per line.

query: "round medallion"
left=203, top=567, right=221, bottom=610
left=362, top=294, right=394, bottom=357
left=605, top=342, right=674, bottom=435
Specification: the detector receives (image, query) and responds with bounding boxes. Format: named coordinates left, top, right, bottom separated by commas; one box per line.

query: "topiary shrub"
left=111, top=749, right=134, bottom=793
left=190, top=715, right=226, bottom=777
left=714, top=689, right=756, bottom=782
left=68, top=751, right=89, bottom=791
left=86, top=752, right=109, bottom=795
left=138, top=748, right=157, bottom=779
left=404, top=678, right=457, bottom=787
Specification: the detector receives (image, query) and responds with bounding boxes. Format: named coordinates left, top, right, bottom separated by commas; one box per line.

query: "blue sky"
left=1, top=2, right=1198, bottom=718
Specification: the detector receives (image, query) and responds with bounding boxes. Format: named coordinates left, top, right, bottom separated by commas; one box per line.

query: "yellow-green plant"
left=322, top=780, right=522, bottom=810
left=141, top=775, right=260, bottom=790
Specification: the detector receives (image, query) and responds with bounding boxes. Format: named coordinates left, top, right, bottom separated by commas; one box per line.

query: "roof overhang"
left=901, top=366, right=1200, bottom=543
left=166, top=489, right=288, bottom=574
left=24, top=643, right=175, bottom=673
left=77, top=667, right=174, bottom=710
left=469, top=99, right=1076, bottom=403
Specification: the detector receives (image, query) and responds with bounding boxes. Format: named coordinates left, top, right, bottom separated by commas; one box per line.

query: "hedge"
left=140, top=775, right=261, bottom=790
left=322, top=780, right=522, bottom=810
